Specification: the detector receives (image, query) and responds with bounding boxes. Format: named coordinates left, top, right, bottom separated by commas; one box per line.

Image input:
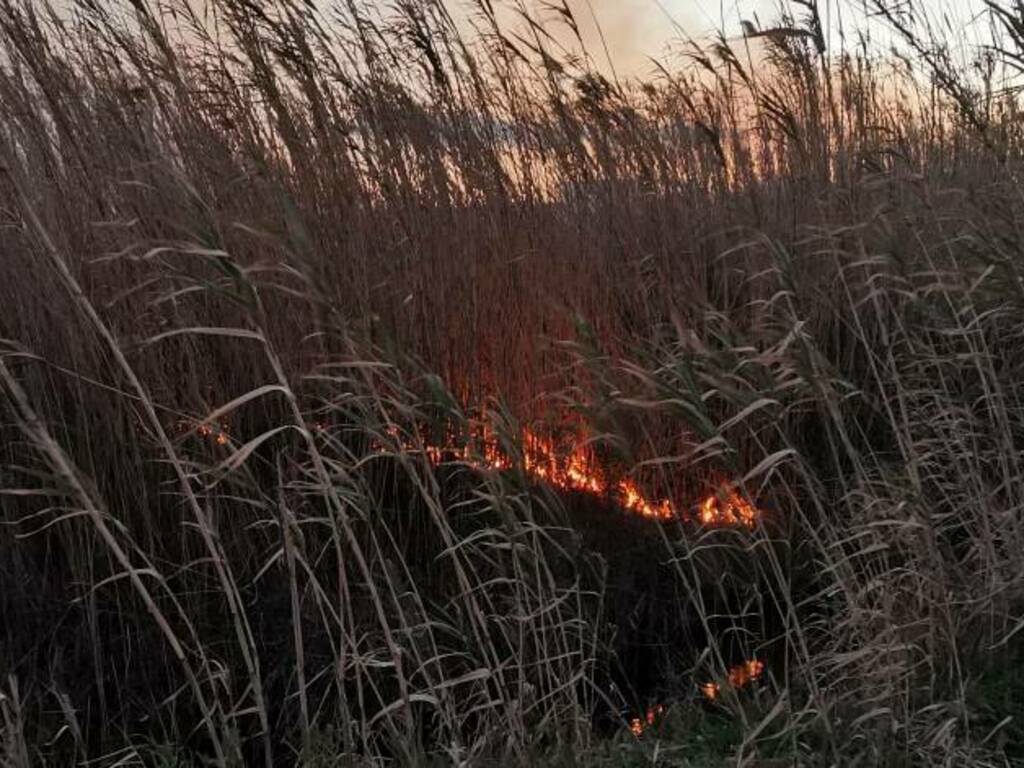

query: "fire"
left=727, top=658, right=765, bottom=688
left=629, top=703, right=665, bottom=737
left=701, top=658, right=765, bottom=702
left=388, top=424, right=759, bottom=528
left=627, top=658, right=766, bottom=736
left=172, top=414, right=759, bottom=525
left=518, top=430, right=676, bottom=520
left=698, top=489, right=758, bottom=528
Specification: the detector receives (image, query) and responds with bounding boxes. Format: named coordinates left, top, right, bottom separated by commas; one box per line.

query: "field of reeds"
left=2, top=0, right=1024, bottom=765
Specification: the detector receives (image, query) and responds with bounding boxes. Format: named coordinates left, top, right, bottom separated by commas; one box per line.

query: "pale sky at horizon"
left=438, top=0, right=993, bottom=79
left=448, top=0, right=799, bottom=78
left=51, top=0, right=999, bottom=83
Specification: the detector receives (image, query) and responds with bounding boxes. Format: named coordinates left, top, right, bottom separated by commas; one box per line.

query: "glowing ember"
left=701, top=658, right=765, bottom=701
left=176, top=419, right=231, bottom=446
left=388, top=424, right=760, bottom=528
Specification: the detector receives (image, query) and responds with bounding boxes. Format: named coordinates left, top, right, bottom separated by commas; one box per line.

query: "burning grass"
left=628, top=659, right=766, bottom=737
left=392, top=424, right=759, bottom=526
left=701, top=659, right=766, bottom=703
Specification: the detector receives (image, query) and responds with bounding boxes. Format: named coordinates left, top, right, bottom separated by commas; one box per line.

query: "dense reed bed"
left=1, top=0, right=1023, bottom=764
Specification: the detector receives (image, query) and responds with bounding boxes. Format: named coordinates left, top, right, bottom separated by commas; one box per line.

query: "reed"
left=1, top=0, right=1022, bottom=764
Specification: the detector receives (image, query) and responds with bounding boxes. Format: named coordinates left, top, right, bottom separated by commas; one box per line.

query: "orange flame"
left=629, top=703, right=665, bottom=737
left=699, top=490, right=758, bottom=528
left=701, top=658, right=765, bottom=701
left=390, top=424, right=759, bottom=528
left=727, top=658, right=765, bottom=689
left=629, top=658, right=765, bottom=735
left=174, top=415, right=759, bottom=527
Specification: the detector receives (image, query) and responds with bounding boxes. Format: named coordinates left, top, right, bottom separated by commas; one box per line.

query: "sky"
left=520, top=0, right=786, bottom=74
left=50, top=0, right=997, bottom=84
left=458, top=0, right=784, bottom=78
left=445, top=0, right=994, bottom=80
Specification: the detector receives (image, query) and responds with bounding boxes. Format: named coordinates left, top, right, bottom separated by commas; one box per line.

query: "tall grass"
left=1, top=0, right=1023, bottom=764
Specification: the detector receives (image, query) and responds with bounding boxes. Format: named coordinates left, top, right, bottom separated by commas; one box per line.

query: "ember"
left=176, top=418, right=231, bottom=446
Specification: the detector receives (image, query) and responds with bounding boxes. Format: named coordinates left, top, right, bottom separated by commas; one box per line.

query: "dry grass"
left=1, top=0, right=1023, bottom=765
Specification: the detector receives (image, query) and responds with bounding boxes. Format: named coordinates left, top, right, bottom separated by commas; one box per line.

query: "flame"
left=727, top=658, right=765, bottom=688
left=172, top=415, right=758, bottom=526
left=628, top=658, right=765, bottom=736
left=387, top=424, right=759, bottom=528
left=629, top=703, right=665, bottom=737
left=519, top=429, right=676, bottom=519
left=701, top=658, right=765, bottom=702
left=698, top=489, right=758, bottom=528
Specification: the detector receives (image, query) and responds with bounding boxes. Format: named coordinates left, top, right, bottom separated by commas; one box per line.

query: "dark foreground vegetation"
left=2, top=0, right=1024, bottom=764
